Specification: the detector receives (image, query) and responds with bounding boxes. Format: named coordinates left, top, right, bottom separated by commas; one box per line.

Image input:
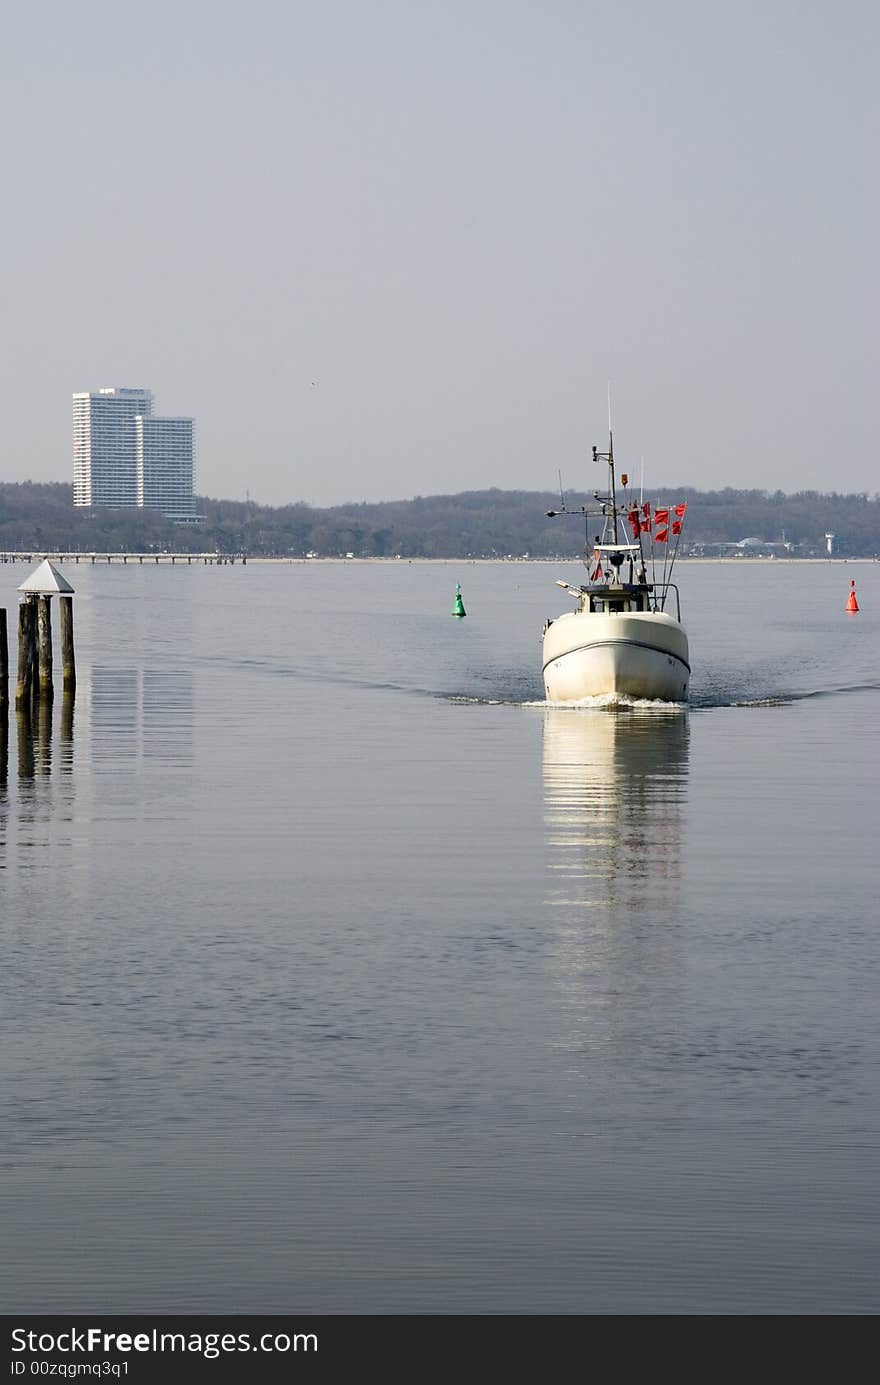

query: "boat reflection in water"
left=542, top=705, right=691, bottom=1049
left=542, top=705, right=690, bottom=916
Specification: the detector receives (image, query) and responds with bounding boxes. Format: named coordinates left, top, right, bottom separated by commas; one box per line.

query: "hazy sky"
left=1, top=1, right=876, bottom=506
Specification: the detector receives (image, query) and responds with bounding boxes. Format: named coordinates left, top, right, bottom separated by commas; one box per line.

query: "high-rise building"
left=73, top=386, right=196, bottom=520
left=136, top=416, right=195, bottom=521
left=73, top=388, right=154, bottom=508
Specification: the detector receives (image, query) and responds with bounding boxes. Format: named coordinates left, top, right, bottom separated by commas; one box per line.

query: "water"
left=1, top=559, right=878, bottom=1314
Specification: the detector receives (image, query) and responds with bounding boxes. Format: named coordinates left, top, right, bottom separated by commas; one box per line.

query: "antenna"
left=545, top=468, right=569, bottom=519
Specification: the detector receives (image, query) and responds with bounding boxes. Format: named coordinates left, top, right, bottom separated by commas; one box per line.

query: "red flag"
left=654, top=527, right=669, bottom=543
left=654, top=507, right=670, bottom=525
left=674, top=502, right=687, bottom=517
left=672, top=520, right=682, bottom=535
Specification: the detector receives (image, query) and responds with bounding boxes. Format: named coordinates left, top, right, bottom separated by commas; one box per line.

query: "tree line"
left=0, top=480, right=877, bottom=557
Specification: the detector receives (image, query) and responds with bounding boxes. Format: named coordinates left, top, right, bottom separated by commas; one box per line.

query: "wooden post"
left=16, top=599, right=35, bottom=707
left=37, top=595, right=54, bottom=701
left=0, top=607, right=7, bottom=707
left=60, top=595, right=76, bottom=693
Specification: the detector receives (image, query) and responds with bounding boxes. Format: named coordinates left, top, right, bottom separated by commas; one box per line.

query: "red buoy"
left=846, top=580, right=859, bottom=613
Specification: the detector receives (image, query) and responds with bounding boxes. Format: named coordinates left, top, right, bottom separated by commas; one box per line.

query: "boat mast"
left=546, top=389, right=635, bottom=570
left=590, top=429, right=619, bottom=543
left=607, top=384, right=618, bottom=543
left=608, top=427, right=619, bottom=543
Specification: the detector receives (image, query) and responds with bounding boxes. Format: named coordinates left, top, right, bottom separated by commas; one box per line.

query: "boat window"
left=590, top=594, right=647, bottom=614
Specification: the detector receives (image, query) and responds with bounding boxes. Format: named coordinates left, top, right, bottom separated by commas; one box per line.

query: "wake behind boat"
left=542, top=427, right=690, bottom=703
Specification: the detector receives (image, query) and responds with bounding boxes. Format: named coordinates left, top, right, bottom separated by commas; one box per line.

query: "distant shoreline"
left=1, top=553, right=876, bottom=568
left=254, top=556, right=879, bottom=565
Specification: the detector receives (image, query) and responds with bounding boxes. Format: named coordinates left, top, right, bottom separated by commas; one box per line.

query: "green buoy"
left=452, top=583, right=467, bottom=617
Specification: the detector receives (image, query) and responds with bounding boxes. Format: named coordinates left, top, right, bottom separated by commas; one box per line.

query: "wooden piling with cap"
left=18, top=559, right=77, bottom=701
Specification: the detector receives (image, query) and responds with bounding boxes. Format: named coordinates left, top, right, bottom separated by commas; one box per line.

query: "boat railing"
left=658, top=583, right=682, bottom=621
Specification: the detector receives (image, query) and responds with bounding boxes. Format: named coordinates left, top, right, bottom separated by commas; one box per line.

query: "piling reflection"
left=0, top=707, right=5, bottom=873
left=7, top=664, right=196, bottom=894
left=16, top=705, right=35, bottom=780
left=34, top=696, right=53, bottom=776
left=13, top=693, right=76, bottom=782
left=11, top=667, right=193, bottom=784
left=542, top=707, right=690, bottom=913
left=4, top=676, right=76, bottom=878
left=60, top=689, right=74, bottom=747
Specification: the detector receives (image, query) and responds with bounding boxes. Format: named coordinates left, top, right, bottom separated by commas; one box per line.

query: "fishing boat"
left=542, top=427, right=690, bottom=703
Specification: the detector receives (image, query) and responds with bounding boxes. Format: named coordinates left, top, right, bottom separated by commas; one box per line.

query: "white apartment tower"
left=73, top=387, right=195, bottom=519
left=136, top=417, right=195, bottom=520
left=73, top=388, right=153, bottom=507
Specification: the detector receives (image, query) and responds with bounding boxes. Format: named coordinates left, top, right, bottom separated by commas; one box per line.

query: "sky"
left=1, top=0, right=877, bottom=506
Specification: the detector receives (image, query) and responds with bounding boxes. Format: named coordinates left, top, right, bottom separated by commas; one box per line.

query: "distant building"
left=73, top=388, right=154, bottom=508
left=136, top=416, right=195, bottom=521
left=691, top=536, right=799, bottom=558
left=73, top=386, right=196, bottom=520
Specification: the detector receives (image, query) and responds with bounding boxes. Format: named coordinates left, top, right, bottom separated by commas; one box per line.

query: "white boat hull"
left=542, top=610, right=690, bottom=703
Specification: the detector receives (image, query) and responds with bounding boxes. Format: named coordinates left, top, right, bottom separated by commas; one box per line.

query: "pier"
left=0, top=551, right=245, bottom=565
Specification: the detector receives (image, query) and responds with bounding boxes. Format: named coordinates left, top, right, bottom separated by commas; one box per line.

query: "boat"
left=542, top=426, right=690, bottom=703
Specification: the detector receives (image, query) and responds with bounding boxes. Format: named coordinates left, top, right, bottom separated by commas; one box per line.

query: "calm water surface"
left=1, top=560, right=878, bottom=1313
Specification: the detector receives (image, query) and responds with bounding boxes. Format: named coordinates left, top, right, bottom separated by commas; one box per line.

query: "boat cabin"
left=583, top=583, right=653, bottom=615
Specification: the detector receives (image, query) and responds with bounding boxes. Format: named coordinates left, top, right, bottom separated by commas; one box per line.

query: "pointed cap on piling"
left=18, top=559, right=75, bottom=595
